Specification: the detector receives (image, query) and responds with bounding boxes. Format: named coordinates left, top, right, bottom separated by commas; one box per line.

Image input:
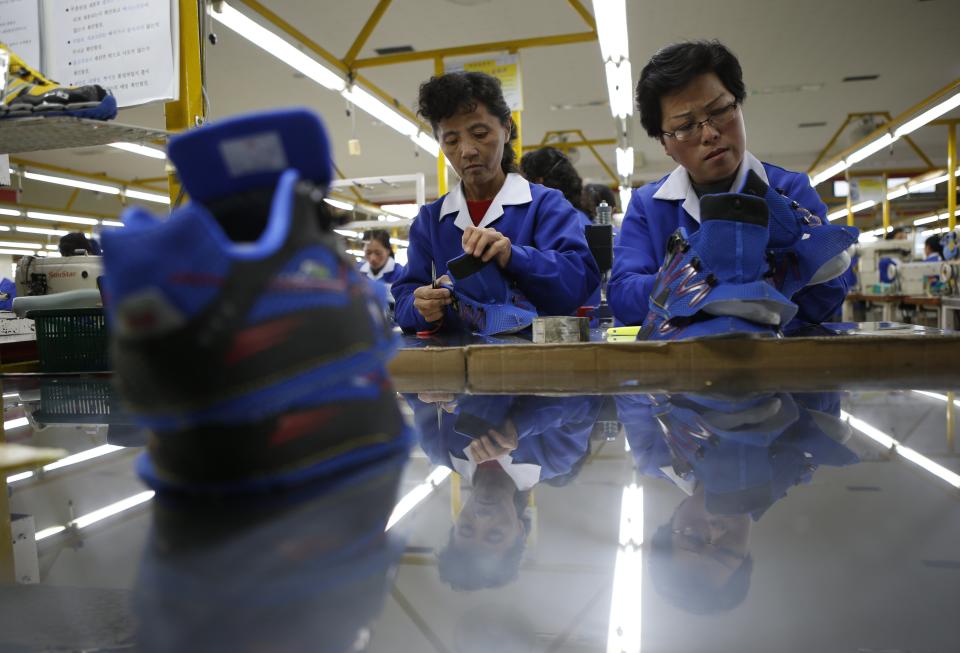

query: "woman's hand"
left=462, top=226, right=512, bottom=267
left=413, top=274, right=452, bottom=322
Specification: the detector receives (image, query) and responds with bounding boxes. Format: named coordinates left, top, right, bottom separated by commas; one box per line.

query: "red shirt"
left=466, top=199, right=494, bottom=227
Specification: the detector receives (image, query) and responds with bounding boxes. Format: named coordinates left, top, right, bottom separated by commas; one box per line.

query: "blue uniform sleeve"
left=608, top=191, right=659, bottom=325
left=783, top=174, right=850, bottom=324
left=391, top=209, right=448, bottom=332
left=504, top=190, right=600, bottom=315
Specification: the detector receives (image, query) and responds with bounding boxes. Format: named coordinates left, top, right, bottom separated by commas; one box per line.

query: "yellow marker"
left=607, top=326, right=641, bottom=340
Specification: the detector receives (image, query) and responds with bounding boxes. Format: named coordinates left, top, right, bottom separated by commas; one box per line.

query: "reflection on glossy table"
left=1, top=368, right=958, bottom=653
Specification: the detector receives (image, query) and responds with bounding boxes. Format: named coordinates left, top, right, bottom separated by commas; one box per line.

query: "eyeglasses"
left=661, top=102, right=739, bottom=142
left=672, top=526, right=747, bottom=570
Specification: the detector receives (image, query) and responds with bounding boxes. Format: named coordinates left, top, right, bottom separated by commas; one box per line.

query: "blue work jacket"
left=609, top=152, right=849, bottom=327
left=392, top=174, right=600, bottom=332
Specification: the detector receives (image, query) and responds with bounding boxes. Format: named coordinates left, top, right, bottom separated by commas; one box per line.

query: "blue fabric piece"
left=392, top=184, right=600, bottom=332
left=618, top=391, right=858, bottom=519
left=167, top=108, right=333, bottom=204
left=445, top=255, right=538, bottom=335
left=0, top=278, right=15, bottom=311
left=610, top=161, right=850, bottom=327
left=405, top=394, right=599, bottom=483
left=247, top=245, right=353, bottom=323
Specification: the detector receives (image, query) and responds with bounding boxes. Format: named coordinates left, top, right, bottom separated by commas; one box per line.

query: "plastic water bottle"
left=597, top=200, right=612, bottom=226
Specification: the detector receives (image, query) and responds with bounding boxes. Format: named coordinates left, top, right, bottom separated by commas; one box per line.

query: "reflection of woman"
left=392, top=72, right=599, bottom=332
left=610, top=41, right=848, bottom=327
left=407, top=394, right=599, bottom=590
left=617, top=391, right=857, bottom=614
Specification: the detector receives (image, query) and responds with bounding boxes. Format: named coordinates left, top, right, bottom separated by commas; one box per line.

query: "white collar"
left=439, top=172, right=532, bottom=231
left=450, top=445, right=541, bottom=491
left=652, top=151, right=769, bottom=223
left=360, top=257, right=396, bottom=281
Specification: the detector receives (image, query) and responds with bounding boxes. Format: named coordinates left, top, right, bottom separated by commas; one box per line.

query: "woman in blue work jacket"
left=609, top=41, right=848, bottom=327
left=359, top=229, right=404, bottom=288
left=391, top=72, right=600, bottom=333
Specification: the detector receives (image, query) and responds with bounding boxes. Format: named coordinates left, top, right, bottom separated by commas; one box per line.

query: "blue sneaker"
left=445, top=253, right=537, bottom=336
left=102, top=108, right=410, bottom=494
left=739, top=170, right=858, bottom=298
left=639, top=193, right=796, bottom=340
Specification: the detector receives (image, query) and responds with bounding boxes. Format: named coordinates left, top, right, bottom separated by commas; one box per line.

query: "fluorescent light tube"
left=894, top=91, right=960, bottom=138
left=26, top=211, right=99, bottom=226
left=208, top=2, right=345, bottom=91
left=109, top=142, right=166, bottom=159
left=846, top=133, right=897, bottom=165
left=810, top=160, right=848, bottom=187
left=592, top=0, right=629, bottom=62
left=17, top=226, right=70, bottom=236
left=125, top=188, right=171, bottom=204
left=324, top=198, right=354, bottom=211
left=616, top=146, right=634, bottom=177
left=604, top=59, right=634, bottom=119
left=24, top=172, right=119, bottom=195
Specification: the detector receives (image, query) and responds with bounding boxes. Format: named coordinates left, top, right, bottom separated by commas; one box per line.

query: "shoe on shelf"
left=101, top=108, right=410, bottom=495
left=0, top=42, right=117, bottom=120
left=638, top=193, right=796, bottom=341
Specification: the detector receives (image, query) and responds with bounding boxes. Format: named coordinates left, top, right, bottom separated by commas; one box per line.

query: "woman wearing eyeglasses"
left=609, top=41, right=849, bottom=328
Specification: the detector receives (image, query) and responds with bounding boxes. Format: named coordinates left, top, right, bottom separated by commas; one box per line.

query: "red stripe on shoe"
left=225, top=317, right=301, bottom=366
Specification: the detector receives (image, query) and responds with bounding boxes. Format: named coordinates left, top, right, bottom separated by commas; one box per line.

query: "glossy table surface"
left=1, top=329, right=959, bottom=652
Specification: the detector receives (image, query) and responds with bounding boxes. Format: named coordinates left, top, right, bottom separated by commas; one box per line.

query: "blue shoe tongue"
left=167, top=108, right=333, bottom=205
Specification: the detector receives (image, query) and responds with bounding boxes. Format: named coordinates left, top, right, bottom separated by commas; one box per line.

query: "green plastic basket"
left=28, top=308, right=109, bottom=373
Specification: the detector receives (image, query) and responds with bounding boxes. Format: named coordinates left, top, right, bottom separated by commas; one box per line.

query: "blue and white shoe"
left=639, top=193, right=797, bottom=340
left=445, top=253, right=537, bottom=336
left=102, top=108, right=410, bottom=495
left=739, top=170, right=858, bottom=298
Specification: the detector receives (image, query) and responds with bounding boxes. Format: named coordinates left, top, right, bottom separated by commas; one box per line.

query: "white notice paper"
left=41, top=0, right=178, bottom=108
left=0, top=0, right=42, bottom=69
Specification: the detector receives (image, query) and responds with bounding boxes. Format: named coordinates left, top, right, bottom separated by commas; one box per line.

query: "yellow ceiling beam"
left=343, top=0, right=393, bottom=66
left=351, top=31, right=597, bottom=69
left=566, top=0, right=597, bottom=29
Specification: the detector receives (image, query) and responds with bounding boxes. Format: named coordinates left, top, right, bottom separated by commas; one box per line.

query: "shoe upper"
left=102, top=110, right=396, bottom=429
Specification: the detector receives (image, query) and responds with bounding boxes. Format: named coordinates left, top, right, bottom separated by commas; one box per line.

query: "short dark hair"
left=885, top=226, right=906, bottom=240
left=364, top=229, right=393, bottom=257
left=417, top=71, right=518, bottom=173
left=636, top=40, right=747, bottom=138
left=519, top=146, right=584, bottom=212
left=437, top=490, right=531, bottom=591
left=59, top=232, right=101, bottom=256
left=925, top=234, right=943, bottom=256
left=582, top=183, right=619, bottom=218
left=647, top=521, right=754, bottom=614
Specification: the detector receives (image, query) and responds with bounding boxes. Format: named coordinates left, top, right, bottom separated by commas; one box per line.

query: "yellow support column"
left=435, top=58, right=448, bottom=197
left=949, top=125, right=957, bottom=230
left=164, top=0, right=206, bottom=204
left=510, top=50, right=522, bottom=165
left=845, top=170, right=854, bottom=228
left=882, top=173, right=891, bottom=233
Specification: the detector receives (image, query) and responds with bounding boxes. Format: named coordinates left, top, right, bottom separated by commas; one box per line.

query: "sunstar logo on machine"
left=47, top=271, right=78, bottom=278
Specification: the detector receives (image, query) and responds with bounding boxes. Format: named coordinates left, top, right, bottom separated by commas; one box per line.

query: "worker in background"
left=360, top=229, right=404, bottom=289
left=924, top=234, right=944, bottom=261
left=885, top=226, right=909, bottom=240
left=609, top=40, right=849, bottom=328
left=391, top=71, right=599, bottom=333
left=519, top=146, right=602, bottom=309
left=59, top=231, right=102, bottom=256
left=582, top=183, right=619, bottom=223
left=519, top=145, right=588, bottom=219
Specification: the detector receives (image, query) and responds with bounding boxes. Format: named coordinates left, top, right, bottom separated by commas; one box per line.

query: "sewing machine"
left=14, top=254, right=102, bottom=297
left=855, top=238, right=915, bottom=294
